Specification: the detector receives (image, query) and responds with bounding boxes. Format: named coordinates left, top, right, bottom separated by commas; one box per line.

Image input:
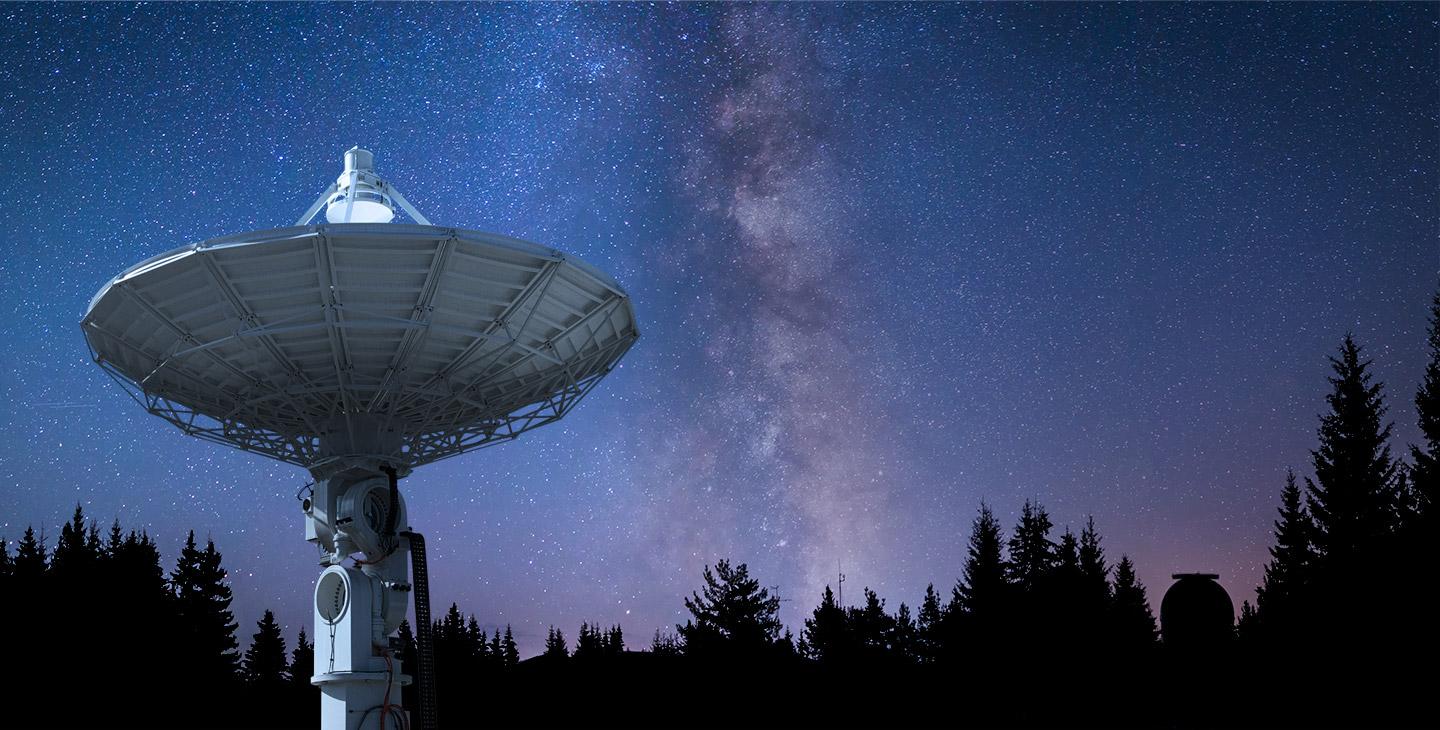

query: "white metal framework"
left=82, top=224, right=638, bottom=473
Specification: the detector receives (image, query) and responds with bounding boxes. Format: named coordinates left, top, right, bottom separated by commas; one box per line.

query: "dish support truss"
left=86, top=301, right=635, bottom=473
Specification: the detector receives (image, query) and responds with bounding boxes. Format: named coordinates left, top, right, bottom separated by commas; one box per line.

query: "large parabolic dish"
left=83, top=148, right=639, bottom=730
left=82, top=223, right=639, bottom=475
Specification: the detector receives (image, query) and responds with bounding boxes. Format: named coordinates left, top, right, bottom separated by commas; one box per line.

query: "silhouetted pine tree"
left=9, top=527, right=47, bottom=728
left=955, top=503, right=1008, bottom=616
left=49, top=505, right=104, bottom=692
left=107, top=529, right=175, bottom=703
left=502, top=625, right=520, bottom=669
left=1254, top=469, right=1314, bottom=641
left=677, top=559, right=784, bottom=660
left=0, top=537, right=10, bottom=683
left=490, top=628, right=503, bottom=663
left=915, top=583, right=945, bottom=664
left=1007, top=500, right=1057, bottom=596
left=105, top=519, right=123, bottom=557
left=291, top=627, right=315, bottom=688
left=1307, top=337, right=1399, bottom=565
left=432, top=605, right=477, bottom=726
left=244, top=609, right=289, bottom=688
left=465, top=615, right=488, bottom=668
left=171, top=531, right=241, bottom=686
left=1111, top=555, right=1158, bottom=649
left=1399, top=289, right=1440, bottom=656
left=432, top=604, right=455, bottom=695
left=395, top=621, right=415, bottom=709
left=1054, top=528, right=1081, bottom=580
left=802, top=585, right=852, bottom=663
left=951, top=503, right=1009, bottom=659
left=1050, top=527, right=1085, bottom=648
left=777, top=628, right=798, bottom=658
left=850, top=588, right=893, bottom=663
left=1236, top=600, right=1260, bottom=643
left=1078, top=517, right=1112, bottom=631
left=1306, top=336, right=1400, bottom=649
left=574, top=621, right=603, bottom=661
left=1410, top=288, right=1440, bottom=520
left=14, top=526, right=45, bottom=580
left=650, top=629, right=682, bottom=657
left=1005, top=500, right=1058, bottom=656
left=50, top=505, right=102, bottom=580
left=604, top=625, right=625, bottom=656
left=891, top=602, right=917, bottom=664
left=544, top=626, right=569, bottom=660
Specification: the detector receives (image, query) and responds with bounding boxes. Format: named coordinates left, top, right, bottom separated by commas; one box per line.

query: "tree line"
left=1239, top=292, right=1440, bottom=656
left=0, top=511, right=316, bottom=727
left=653, top=505, right=1159, bottom=671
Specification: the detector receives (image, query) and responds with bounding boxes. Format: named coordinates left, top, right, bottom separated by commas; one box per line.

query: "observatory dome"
left=1160, top=573, right=1234, bottom=649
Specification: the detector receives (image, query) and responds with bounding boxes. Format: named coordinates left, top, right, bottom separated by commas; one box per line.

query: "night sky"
left=2, top=3, right=1436, bottom=657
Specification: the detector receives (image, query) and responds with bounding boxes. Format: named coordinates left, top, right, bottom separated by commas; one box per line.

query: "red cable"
left=379, top=650, right=394, bottom=730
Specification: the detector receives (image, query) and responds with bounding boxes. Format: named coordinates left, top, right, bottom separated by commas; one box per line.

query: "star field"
left=1, top=3, right=1436, bottom=657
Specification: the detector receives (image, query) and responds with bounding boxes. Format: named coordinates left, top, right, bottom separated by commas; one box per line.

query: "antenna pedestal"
left=307, top=471, right=414, bottom=730
left=313, top=564, right=411, bottom=730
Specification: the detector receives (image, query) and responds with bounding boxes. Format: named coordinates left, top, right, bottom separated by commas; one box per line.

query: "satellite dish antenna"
left=81, top=148, right=639, bottom=730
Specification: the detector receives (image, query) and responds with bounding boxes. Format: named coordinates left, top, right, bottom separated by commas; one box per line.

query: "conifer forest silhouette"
left=6, top=289, right=1439, bottom=728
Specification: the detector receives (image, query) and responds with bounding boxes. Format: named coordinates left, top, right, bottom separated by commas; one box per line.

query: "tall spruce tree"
left=604, top=625, right=625, bottom=656
left=850, top=588, right=893, bottom=661
left=171, top=532, right=241, bottom=684
left=106, top=528, right=175, bottom=699
left=1007, top=500, right=1056, bottom=653
left=543, top=627, right=569, bottom=660
left=1054, top=528, right=1083, bottom=596
left=1401, top=284, right=1440, bottom=639
left=501, top=625, right=520, bottom=668
left=1007, top=500, right=1057, bottom=595
left=291, top=627, right=315, bottom=689
left=650, top=629, right=682, bottom=657
left=1111, top=555, right=1158, bottom=649
left=105, top=520, right=123, bottom=557
left=802, top=585, right=852, bottom=663
left=1255, top=469, right=1314, bottom=637
left=243, top=610, right=289, bottom=686
left=394, top=621, right=415, bottom=709
left=891, top=602, right=917, bottom=664
left=465, top=615, right=487, bottom=666
left=1049, top=528, right=1086, bottom=646
left=915, top=583, right=945, bottom=664
left=11, top=524, right=45, bottom=710
left=1411, top=288, right=1440, bottom=519
left=1236, top=600, right=1260, bottom=643
left=955, top=503, right=1008, bottom=618
left=14, top=527, right=45, bottom=580
left=950, top=503, right=1010, bottom=660
left=1078, top=516, right=1112, bottom=630
left=0, top=538, right=10, bottom=666
left=50, top=504, right=100, bottom=577
left=1305, top=336, right=1399, bottom=572
left=575, top=621, right=603, bottom=660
